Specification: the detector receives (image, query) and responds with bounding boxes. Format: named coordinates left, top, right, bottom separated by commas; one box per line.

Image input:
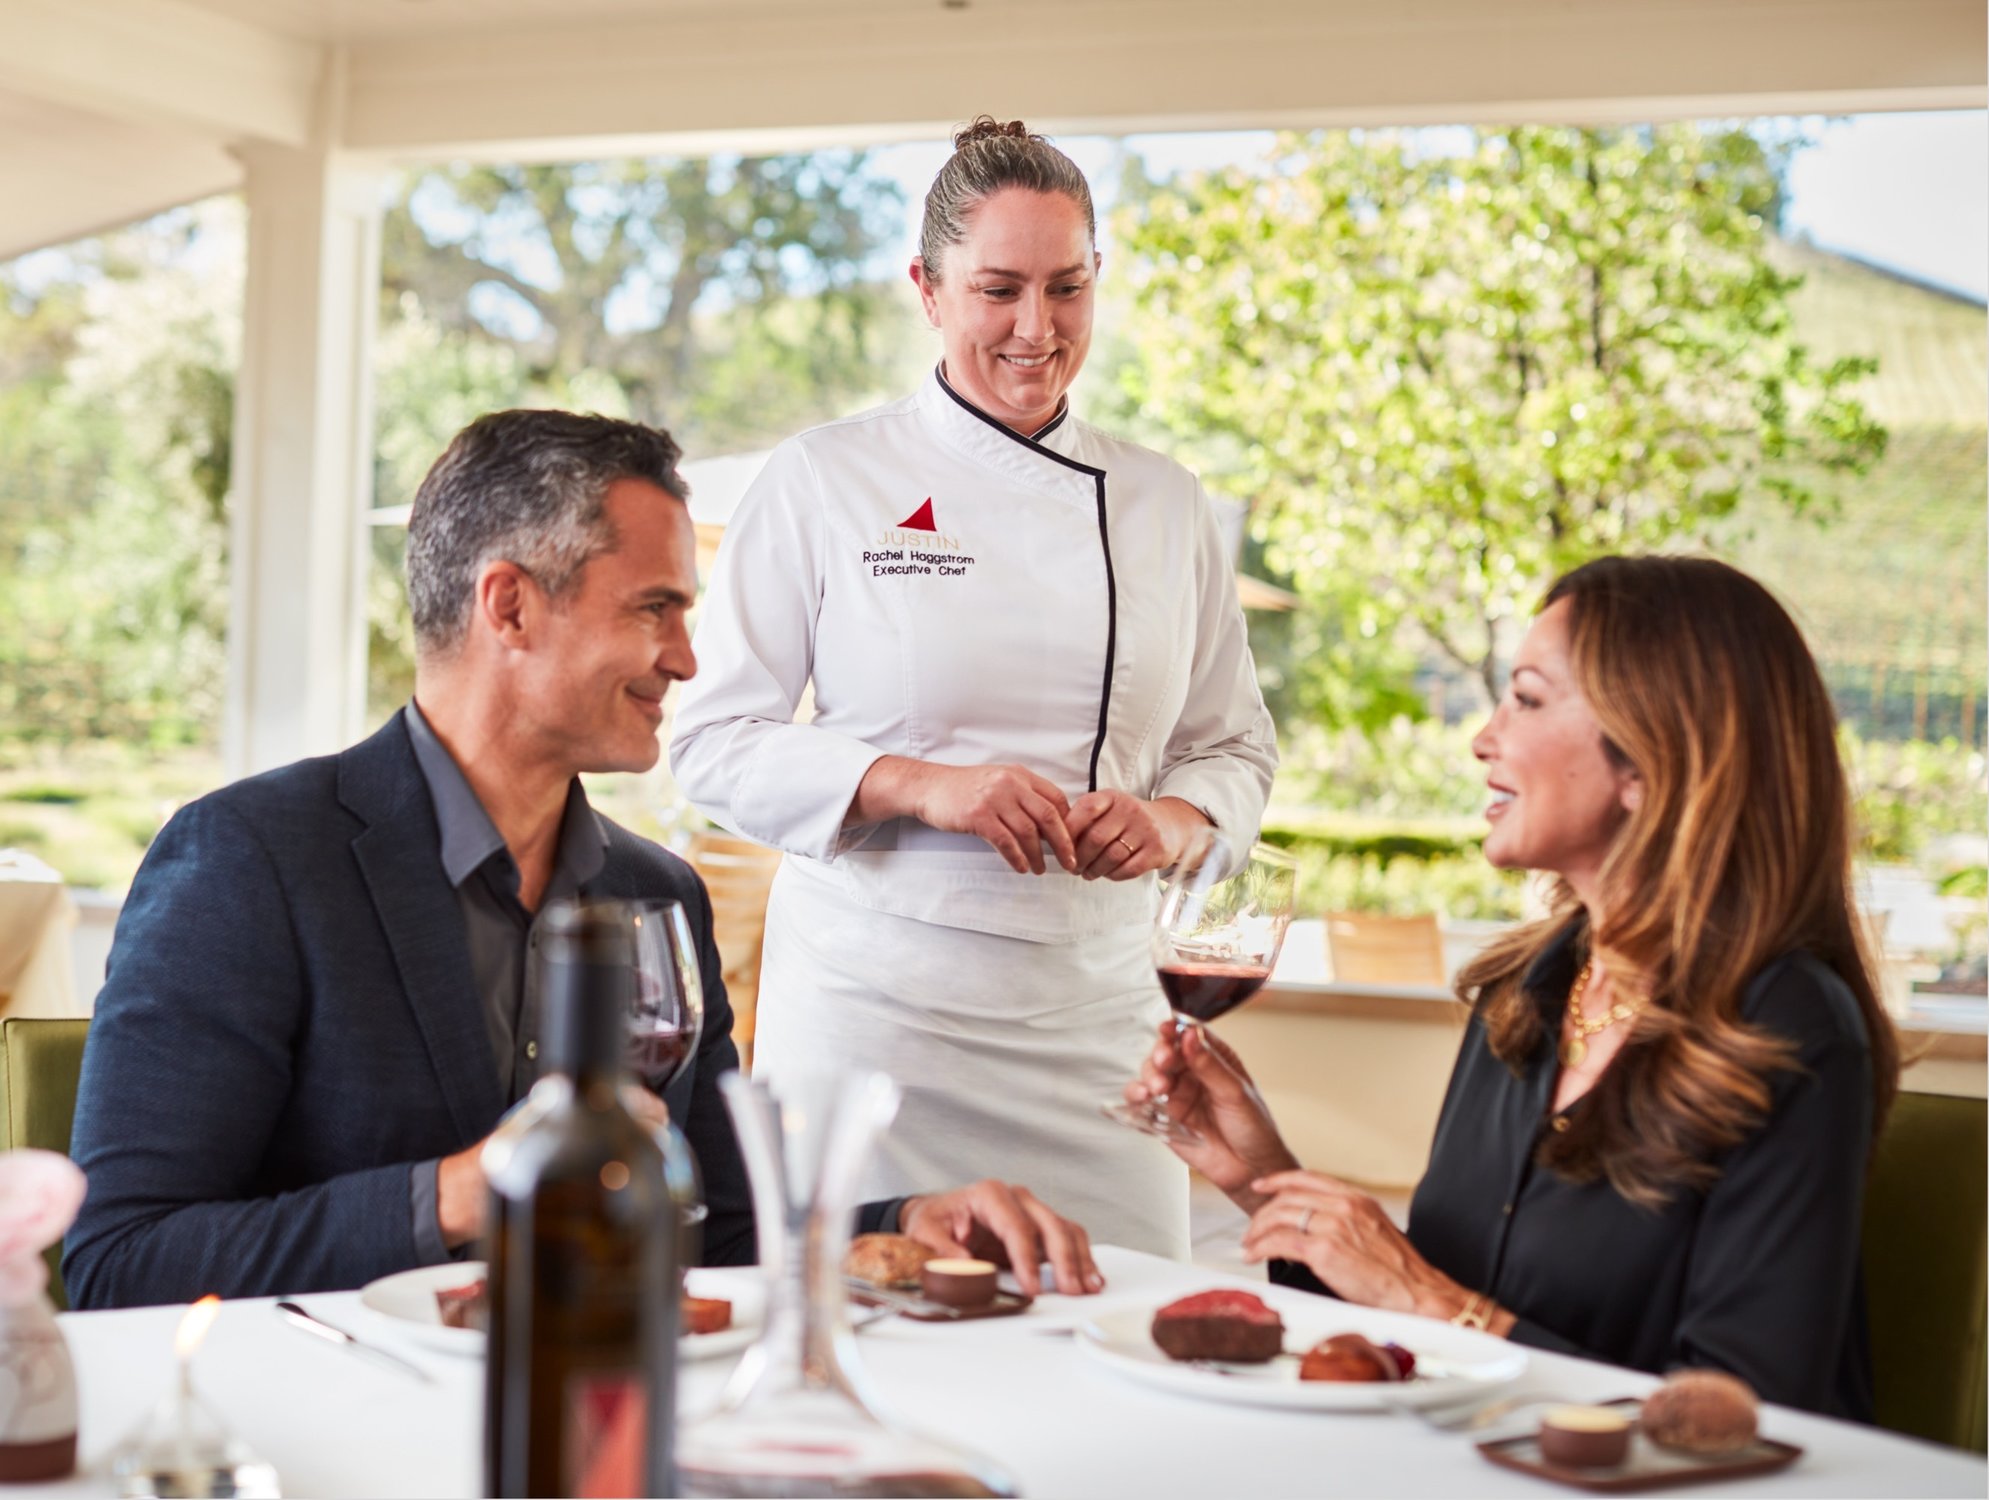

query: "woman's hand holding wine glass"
left=1125, top=1020, right=1297, bottom=1212
left=1102, top=836, right=1297, bottom=1144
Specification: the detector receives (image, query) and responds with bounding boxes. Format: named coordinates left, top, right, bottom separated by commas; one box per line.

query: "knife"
left=275, top=1300, right=437, bottom=1384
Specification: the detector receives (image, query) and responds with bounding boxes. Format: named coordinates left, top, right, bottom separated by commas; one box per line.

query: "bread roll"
left=843, top=1232, right=934, bottom=1287
left=1640, top=1369, right=1759, bottom=1454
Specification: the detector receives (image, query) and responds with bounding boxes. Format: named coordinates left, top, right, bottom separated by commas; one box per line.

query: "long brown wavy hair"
left=1456, top=556, right=1899, bottom=1209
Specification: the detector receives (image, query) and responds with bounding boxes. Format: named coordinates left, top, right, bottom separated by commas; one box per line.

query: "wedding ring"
left=1114, top=837, right=1137, bottom=856
left=1298, top=1207, right=1314, bottom=1236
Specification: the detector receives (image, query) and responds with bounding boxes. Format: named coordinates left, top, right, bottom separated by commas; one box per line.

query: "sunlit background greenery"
left=0, top=121, right=1981, bottom=963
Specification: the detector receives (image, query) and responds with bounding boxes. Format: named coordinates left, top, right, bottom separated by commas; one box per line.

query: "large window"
left=3, top=112, right=1982, bottom=997
left=359, top=117, right=1984, bottom=986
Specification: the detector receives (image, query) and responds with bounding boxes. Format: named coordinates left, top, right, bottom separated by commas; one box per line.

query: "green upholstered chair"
left=0, top=1018, right=90, bottom=1310
left=1863, top=1089, right=1987, bottom=1452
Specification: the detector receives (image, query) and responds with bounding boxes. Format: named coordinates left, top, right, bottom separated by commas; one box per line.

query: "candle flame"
left=175, top=1295, right=221, bottom=1360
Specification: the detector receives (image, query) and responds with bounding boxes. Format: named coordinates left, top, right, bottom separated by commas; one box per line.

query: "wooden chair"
left=686, top=832, right=783, bottom=1069
left=1323, top=911, right=1447, bottom=987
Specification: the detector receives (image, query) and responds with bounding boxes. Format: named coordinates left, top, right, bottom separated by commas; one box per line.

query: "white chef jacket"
left=669, top=368, right=1278, bottom=1254
left=671, top=367, right=1278, bottom=939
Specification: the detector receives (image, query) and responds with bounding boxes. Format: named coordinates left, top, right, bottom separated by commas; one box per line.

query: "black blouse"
left=1277, top=920, right=1877, bottom=1418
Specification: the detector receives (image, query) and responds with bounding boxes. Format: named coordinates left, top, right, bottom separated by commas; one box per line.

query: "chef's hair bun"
left=920, top=115, right=1096, bottom=278
left=954, top=116, right=1034, bottom=151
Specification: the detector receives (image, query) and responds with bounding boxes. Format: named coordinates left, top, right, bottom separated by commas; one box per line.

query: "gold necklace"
left=1560, top=960, right=1642, bottom=1067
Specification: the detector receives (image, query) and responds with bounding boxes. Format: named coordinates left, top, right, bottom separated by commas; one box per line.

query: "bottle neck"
left=542, top=957, right=630, bottom=1086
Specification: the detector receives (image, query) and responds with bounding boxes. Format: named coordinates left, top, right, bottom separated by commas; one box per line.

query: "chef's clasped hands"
left=894, top=757, right=1207, bottom=880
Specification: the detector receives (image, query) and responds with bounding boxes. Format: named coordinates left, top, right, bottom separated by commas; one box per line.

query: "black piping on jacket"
left=935, top=370, right=1115, bottom=793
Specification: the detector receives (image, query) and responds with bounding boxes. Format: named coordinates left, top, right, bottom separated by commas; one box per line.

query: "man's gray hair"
left=918, top=115, right=1095, bottom=281
left=405, top=409, right=689, bottom=657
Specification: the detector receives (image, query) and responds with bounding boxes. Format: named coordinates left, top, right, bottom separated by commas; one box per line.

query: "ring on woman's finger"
left=1114, top=836, right=1137, bottom=857
left=1298, top=1206, right=1314, bottom=1235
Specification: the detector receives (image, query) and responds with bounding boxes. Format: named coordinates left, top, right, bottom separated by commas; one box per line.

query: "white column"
left=223, top=138, right=383, bottom=778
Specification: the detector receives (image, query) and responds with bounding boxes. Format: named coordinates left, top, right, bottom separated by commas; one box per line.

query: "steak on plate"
left=435, top=1277, right=488, bottom=1331
left=434, top=1278, right=733, bottom=1338
left=1150, top=1289, right=1285, bottom=1364
left=682, top=1295, right=733, bottom=1336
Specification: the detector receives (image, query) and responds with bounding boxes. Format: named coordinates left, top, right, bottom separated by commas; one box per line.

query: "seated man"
left=65, top=409, right=1099, bottom=1309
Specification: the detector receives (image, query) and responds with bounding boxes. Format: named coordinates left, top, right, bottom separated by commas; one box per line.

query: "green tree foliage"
left=379, top=154, right=914, bottom=454
left=1114, top=125, right=1888, bottom=712
left=368, top=154, right=924, bottom=714
left=0, top=206, right=237, bottom=746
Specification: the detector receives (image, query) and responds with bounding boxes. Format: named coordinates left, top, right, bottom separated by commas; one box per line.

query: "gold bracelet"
left=1450, top=1291, right=1493, bottom=1331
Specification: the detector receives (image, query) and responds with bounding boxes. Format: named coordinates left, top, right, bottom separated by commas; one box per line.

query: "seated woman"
left=1126, top=555, right=1898, bottom=1418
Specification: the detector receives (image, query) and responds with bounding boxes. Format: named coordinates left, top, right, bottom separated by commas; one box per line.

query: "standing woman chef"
left=669, top=117, right=1277, bottom=1257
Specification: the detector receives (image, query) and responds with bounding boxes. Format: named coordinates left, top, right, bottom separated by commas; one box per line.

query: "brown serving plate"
left=846, top=1281, right=1034, bottom=1322
left=1478, top=1399, right=1802, bottom=1493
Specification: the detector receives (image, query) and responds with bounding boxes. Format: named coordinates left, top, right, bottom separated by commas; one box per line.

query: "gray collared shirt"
left=403, top=699, right=609, bottom=1261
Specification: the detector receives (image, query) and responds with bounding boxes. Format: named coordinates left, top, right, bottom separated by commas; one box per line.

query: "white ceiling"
left=183, top=0, right=914, bottom=43
left=0, top=0, right=1983, bottom=261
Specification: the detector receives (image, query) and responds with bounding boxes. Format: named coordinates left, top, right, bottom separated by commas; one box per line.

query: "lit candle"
left=111, top=1294, right=279, bottom=1500
left=173, top=1297, right=220, bottom=1476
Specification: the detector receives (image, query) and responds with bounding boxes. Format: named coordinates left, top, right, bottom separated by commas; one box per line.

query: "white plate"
left=1076, top=1302, right=1526, bottom=1411
left=357, top=1262, right=764, bottom=1361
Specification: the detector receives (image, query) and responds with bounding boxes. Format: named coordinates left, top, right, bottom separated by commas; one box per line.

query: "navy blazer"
left=64, top=712, right=756, bottom=1309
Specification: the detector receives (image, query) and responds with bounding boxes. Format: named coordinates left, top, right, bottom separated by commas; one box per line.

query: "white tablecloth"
left=28, top=1248, right=1985, bottom=1498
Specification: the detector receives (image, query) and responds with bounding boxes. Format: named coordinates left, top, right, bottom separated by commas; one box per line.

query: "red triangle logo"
left=898, top=497, right=937, bottom=532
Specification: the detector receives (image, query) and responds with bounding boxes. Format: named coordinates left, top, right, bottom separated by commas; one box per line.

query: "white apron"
left=753, top=856, right=1189, bottom=1256
left=670, top=368, right=1278, bottom=1259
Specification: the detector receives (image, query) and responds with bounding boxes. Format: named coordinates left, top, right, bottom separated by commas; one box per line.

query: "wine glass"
left=1103, top=836, right=1298, bottom=1144
left=623, top=898, right=708, bottom=1263
left=626, top=898, right=703, bottom=1091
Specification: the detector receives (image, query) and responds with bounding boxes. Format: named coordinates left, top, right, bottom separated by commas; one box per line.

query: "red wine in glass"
left=626, top=1027, right=694, bottom=1084
left=1157, top=962, right=1274, bottom=1023
left=1104, top=836, right=1297, bottom=1144
left=614, top=897, right=709, bottom=1261
left=626, top=899, right=704, bottom=1092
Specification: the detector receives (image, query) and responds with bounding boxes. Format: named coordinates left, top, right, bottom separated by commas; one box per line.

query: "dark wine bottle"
left=483, top=901, right=679, bottom=1499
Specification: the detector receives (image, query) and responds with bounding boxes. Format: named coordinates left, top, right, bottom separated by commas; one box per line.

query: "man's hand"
left=436, top=1141, right=491, bottom=1249
left=896, top=1181, right=1103, bottom=1297
left=436, top=1086, right=673, bottom=1249
left=619, top=1085, right=672, bottom=1134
